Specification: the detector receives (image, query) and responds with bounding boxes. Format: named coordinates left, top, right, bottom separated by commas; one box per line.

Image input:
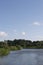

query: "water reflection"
left=0, top=49, right=43, bottom=65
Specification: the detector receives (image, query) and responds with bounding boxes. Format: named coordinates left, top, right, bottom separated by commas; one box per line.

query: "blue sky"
left=0, top=0, right=43, bottom=41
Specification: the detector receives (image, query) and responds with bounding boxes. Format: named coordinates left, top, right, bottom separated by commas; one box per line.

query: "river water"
left=0, top=49, right=43, bottom=65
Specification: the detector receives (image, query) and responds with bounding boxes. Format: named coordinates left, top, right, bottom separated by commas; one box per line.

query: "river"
left=0, top=49, right=43, bottom=65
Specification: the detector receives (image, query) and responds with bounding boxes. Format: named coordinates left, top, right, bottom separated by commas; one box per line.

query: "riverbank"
left=0, top=46, right=22, bottom=56
left=0, top=39, right=43, bottom=56
left=0, top=48, right=10, bottom=56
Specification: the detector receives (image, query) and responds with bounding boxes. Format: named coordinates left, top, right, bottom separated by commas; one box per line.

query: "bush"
left=10, top=46, right=18, bottom=51
left=0, top=48, right=10, bottom=56
left=16, top=45, right=23, bottom=50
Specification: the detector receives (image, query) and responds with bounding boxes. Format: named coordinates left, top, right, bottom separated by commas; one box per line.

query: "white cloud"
left=33, top=22, right=40, bottom=25
left=22, top=32, right=26, bottom=35
left=0, top=32, right=8, bottom=37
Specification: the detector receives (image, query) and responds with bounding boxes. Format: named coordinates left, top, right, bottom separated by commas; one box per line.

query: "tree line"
left=0, top=39, right=43, bottom=49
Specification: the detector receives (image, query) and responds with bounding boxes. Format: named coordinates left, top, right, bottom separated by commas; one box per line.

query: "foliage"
left=10, top=46, right=18, bottom=51
left=0, top=39, right=43, bottom=56
left=0, top=48, right=10, bottom=56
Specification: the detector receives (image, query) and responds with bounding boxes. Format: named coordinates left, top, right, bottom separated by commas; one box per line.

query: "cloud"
left=22, top=32, right=26, bottom=35
left=33, top=22, right=40, bottom=25
left=0, top=32, right=8, bottom=37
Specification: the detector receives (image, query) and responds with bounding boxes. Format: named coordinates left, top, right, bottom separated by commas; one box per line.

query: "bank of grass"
left=10, top=45, right=23, bottom=51
left=0, top=45, right=23, bottom=56
left=0, top=48, right=10, bottom=56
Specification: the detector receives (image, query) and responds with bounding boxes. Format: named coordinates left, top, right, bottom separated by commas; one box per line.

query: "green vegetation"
left=10, top=46, right=18, bottom=51
left=0, top=39, right=43, bottom=56
left=0, top=48, right=10, bottom=56
left=10, top=45, right=22, bottom=51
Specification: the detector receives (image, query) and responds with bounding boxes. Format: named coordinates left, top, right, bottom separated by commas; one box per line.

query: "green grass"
left=0, top=45, right=23, bottom=56
left=0, top=48, right=10, bottom=56
left=10, top=46, right=18, bottom=51
left=10, top=46, right=23, bottom=51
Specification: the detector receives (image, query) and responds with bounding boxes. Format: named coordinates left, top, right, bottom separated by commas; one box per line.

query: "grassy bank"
left=0, top=48, right=10, bottom=56
left=10, top=45, right=23, bottom=51
left=0, top=46, right=22, bottom=56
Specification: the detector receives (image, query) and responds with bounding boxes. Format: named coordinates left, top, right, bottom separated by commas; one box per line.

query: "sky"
left=0, top=0, right=43, bottom=41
